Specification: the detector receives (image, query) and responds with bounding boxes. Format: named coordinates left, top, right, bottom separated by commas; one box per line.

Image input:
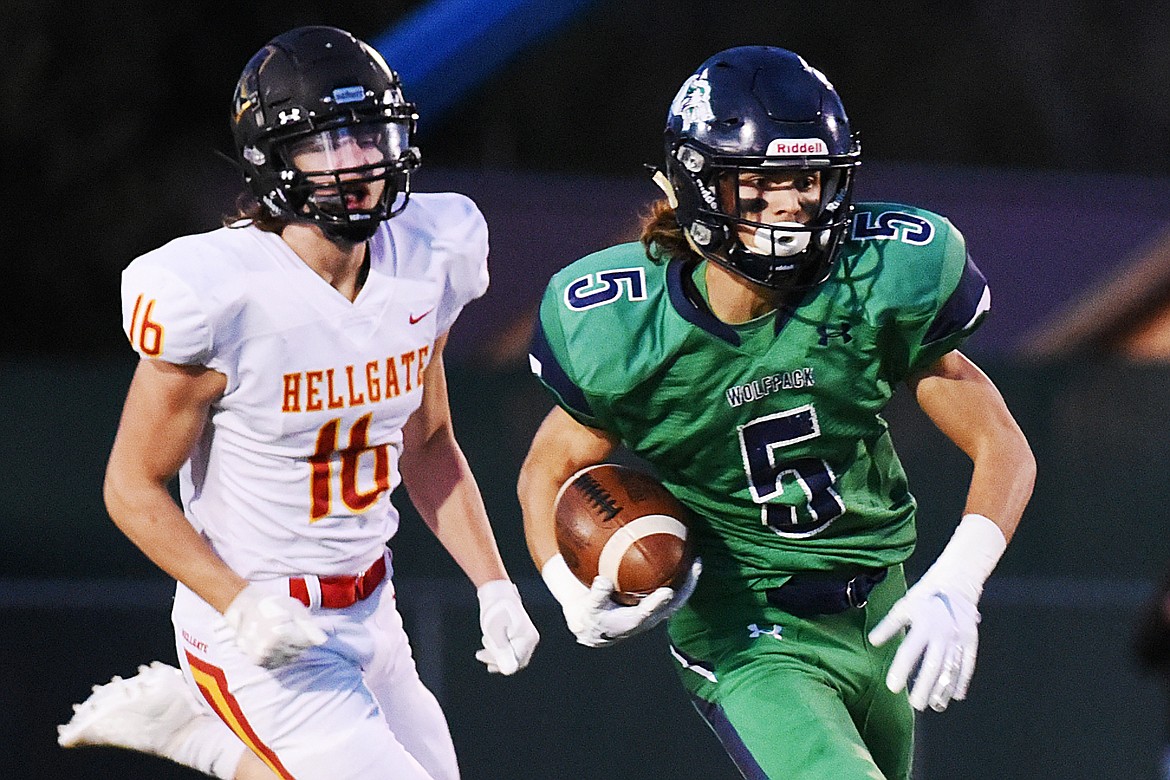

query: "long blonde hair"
left=639, top=200, right=699, bottom=263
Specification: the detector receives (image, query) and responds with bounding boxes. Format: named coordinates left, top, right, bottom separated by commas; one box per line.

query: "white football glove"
left=475, top=580, right=540, bottom=675
left=541, top=554, right=701, bottom=648
left=220, top=584, right=327, bottom=670
left=868, top=514, right=1007, bottom=712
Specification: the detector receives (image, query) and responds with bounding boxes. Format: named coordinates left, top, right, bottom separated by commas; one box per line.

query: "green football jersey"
left=531, top=202, right=989, bottom=591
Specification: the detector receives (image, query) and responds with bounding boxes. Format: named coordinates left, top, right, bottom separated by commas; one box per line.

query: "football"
left=554, top=463, right=693, bottom=605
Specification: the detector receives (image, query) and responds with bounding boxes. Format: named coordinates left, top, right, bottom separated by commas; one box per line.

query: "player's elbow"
left=976, top=420, right=1037, bottom=513
left=1015, top=437, right=1037, bottom=498
left=516, top=450, right=539, bottom=505
left=516, top=445, right=565, bottom=514
left=102, top=463, right=136, bottom=532
left=996, top=418, right=1036, bottom=491
left=101, top=459, right=161, bottom=536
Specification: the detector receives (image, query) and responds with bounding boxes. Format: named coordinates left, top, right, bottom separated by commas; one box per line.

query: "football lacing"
left=578, top=473, right=622, bottom=521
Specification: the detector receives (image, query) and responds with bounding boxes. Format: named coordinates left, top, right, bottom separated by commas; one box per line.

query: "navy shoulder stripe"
left=528, top=317, right=596, bottom=419
left=924, top=254, right=990, bottom=345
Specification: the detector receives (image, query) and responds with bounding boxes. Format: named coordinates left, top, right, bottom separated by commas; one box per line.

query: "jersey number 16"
left=309, top=414, right=391, bottom=522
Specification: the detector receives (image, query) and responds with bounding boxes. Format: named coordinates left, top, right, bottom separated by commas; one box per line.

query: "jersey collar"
left=666, top=258, right=742, bottom=346
left=666, top=258, right=814, bottom=345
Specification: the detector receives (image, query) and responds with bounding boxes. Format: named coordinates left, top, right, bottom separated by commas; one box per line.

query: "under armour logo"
left=747, top=623, right=783, bottom=641
left=278, top=108, right=303, bottom=125
left=816, top=322, right=852, bottom=346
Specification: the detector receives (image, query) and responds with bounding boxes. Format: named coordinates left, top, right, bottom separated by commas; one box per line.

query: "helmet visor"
left=282, top=122, right=411, bottom=219
left=285, top=121, right=409, bottom=175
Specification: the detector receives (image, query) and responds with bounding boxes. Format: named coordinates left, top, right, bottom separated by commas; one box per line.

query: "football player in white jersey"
left=56, top=26, right=539, bottom=780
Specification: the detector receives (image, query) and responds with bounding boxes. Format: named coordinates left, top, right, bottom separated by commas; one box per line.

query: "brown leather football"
left=554, top=463, right=693, bottom=605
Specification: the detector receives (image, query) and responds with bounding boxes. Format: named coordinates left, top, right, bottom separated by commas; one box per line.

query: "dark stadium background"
left=4, top=2, right=1170, bottom=778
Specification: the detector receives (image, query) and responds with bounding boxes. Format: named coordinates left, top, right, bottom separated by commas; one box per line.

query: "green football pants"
left=667, top=566, right=913, bottom=780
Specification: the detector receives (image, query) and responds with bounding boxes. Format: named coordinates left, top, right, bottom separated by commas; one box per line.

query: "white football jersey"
left=120, top=193, right=489, bottom=579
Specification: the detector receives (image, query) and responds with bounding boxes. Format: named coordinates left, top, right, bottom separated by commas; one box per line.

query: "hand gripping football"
left=554, top=464, right=694, bottom=605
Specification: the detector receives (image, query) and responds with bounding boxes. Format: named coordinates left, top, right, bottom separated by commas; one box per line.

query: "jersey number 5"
left=737, top=405, right=845, bottom=538
left=309, top=414, right=391, bottom=522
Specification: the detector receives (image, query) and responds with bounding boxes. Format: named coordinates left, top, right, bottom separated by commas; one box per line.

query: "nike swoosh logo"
left=409, top=308, right=434, bottom=325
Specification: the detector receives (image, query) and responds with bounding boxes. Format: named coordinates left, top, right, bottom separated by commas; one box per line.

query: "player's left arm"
left=870, top=349, right=1036, bottom=711
left=399, top=332, right=538, bottom=674
left=912, top=349, right=1035, bottom=542
left=400, top=332, right=507, bottom=585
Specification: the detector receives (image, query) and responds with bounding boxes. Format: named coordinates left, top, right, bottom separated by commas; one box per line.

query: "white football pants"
left=171, top=572, right=457, bottom=780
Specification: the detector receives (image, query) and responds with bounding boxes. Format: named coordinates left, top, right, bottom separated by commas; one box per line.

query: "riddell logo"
left=766, top=138, right=829, bottom=156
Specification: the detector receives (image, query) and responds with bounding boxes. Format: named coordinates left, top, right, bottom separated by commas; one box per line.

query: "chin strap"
left=321, top=220, right=381, bottom=244
left=301, top=170, right=414, bottom=244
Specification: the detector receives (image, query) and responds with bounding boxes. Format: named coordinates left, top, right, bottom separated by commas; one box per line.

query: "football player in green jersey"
left=518, top=45, right=1036, bottom=780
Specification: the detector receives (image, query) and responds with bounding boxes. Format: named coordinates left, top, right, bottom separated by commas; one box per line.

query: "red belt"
left=288, top=555, right=387, bottom=609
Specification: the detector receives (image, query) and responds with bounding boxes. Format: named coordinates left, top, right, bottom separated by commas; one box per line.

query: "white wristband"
left=541, top=554, right=587, bottom=604
left=926, top=513, right=1008, bottom=600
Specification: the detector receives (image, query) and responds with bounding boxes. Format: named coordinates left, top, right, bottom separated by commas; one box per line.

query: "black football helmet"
left=231, top=26, right=420, bottom=243
left=659, top=46, right=861, bottom=290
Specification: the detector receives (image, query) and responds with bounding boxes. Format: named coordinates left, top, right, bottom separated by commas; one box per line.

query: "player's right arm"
left=116, top=252, right=325, bottom=669
left=518, top=406, right=619, bottom=571
left=106, top=357, right=326, bottom=669
left=103, top=358, right=247, bottom=613
left=523, top=253, right=702, bottom=646
left=519, top=404, right=700, bottom=647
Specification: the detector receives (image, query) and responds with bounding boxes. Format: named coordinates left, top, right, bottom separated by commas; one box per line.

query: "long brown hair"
left=223, top=192, right=289, bottom=234
left=639, top=200, right=700, bottom=263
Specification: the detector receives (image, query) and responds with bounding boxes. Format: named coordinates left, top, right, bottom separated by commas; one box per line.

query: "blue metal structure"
left=371, top=0, right=600, bottom=129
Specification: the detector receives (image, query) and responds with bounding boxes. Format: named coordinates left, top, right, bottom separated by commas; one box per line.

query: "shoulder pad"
left=381, top=192, right=489, bottom=335
left=844, top=202, right=970, bottom=317
left=844, top=202, right=989, bottom=373
left=120, top=230, right=248, bottom=365
left=532, top=243, right=677, bottom=418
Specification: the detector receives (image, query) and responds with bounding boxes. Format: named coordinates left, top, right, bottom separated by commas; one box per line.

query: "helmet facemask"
left=278, top=120, right=419, bottom=243
left=669, top=142, right=859, bottom=291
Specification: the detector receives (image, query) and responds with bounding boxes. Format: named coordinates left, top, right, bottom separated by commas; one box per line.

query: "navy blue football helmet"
left=231, top=26, right=420, bottom=243
left=661, top=46, right=861, bottom=290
